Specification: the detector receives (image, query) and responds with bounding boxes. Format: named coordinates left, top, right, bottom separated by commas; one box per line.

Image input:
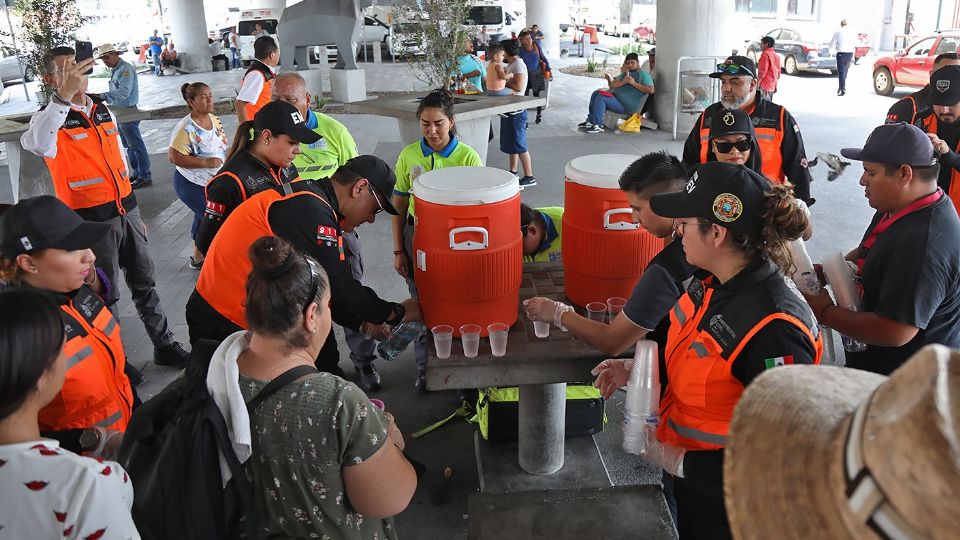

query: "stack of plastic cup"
left=432, top=325, right=453, bottom=359
left=607, top=297, right=627, bottom=319
left=623, top=340, right=661, bottom=455
left=586, top=302, right=607, bottom=323
left=488, top=323, right=509, bottom=356
left=460, top=324, right=481, bottom=358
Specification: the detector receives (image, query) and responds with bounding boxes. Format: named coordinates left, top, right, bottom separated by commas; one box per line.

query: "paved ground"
left=0, top=39, right=910, bottom=537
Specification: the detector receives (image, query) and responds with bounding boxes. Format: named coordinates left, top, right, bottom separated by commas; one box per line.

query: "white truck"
left=237, top=8, right=281, bottom=64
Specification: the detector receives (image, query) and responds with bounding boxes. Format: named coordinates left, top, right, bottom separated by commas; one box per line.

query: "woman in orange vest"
left=0, top=196, right=134, bottom=458
left=594, top=162, right=821, bottom=539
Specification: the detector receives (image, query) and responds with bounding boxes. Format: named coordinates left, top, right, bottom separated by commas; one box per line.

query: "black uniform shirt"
left=886, top=85, right=930, bottom=124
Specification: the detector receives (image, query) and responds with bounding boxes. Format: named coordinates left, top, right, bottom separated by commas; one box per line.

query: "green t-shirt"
left=294, top=110, right=359, bottom=180
left=611, top=69, right=654, bottom=113
left=239, top=372, right=396, bottom=539
left=394, top=136, right=483, bottom=217
left=525, top=206, right=564, bottom=262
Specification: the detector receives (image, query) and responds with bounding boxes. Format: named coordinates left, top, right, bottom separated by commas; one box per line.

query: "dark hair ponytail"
left=730, top=183, right=809, bottom=275
left=226, top=120, right=258, bottom=162
left=416, top=88, right=457, bottom=135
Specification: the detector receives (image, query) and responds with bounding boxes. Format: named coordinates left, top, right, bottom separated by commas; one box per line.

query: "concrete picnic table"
left=425, top=260, right=628, bottom=476
left=0, top=106, right=150, bottom=203
left=342, top=92, right=546, bottom=166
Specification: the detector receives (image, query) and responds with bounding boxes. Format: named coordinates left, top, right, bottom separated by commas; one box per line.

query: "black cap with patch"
left=338, top=155, right=400, bottom=216
left=1, top=196, right=111, bottom=258
left=253, top=100, right=321, bottom=144
left=710, top=55, right=757, bottom=79
left=650, top=161, right=771, bottom=235
left=709, top=108, right=754, bottom=138
left=929, top=65, right=960, bottom=106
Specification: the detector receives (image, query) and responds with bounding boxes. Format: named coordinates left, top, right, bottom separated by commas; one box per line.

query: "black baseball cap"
left=710, top=55, right=757, bottom=79
left=840, top=123, right=937, bottom=167
left=253, top=101, right=321, bottom=144
left=650, top=162, right=771, bottom=235
left=709, top=108, right=754, bottom=138
left=337, top=155, right=400, bottom=215
left=929, top=65, right=960, bottom=106
left=1, top=196, right=111, bottom=258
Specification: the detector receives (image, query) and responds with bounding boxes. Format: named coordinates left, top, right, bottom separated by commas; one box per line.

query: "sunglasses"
left=716, top=63, right=751, bottom=75
left=369, top=185, right=385, bottom=215
left=713, top=138, right=753, bottom=154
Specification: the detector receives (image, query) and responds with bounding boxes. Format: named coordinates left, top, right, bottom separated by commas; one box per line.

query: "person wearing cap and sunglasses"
left=194, top=100, right=317, bottom=256
left=0, top=196, right=135, bottom=458
left=615, top=162, right=821, bottom=538
left=186, top=155, right=423, bottom=376
left=682, top=55, right=815, bottom=206
left=804, top=123, right=960, bottom=376
left=914, top=64, right=960, bottom=215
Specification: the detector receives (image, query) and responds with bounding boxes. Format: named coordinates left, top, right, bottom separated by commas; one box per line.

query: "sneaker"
left=535, top=113, right=542, bottom=124
left=414, top=370, right=428, bottom=394
left=519, top=176, right=538, bottom=188
left=154, top=341, right=190, bottom=368
left=577, top=121, right=593, bottom=128
left=130, top=177, right=153, bottom=189
left=357, top=364, right=382, bottom=393
left=586, top=125, right=604, bottom=134
left=189, top=256, right=203, bottom=270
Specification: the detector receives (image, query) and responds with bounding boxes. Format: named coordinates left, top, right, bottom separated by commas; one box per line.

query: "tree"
left=393, top=0, right=472, bottom=90
left=12, top=0, right=86, bottom=102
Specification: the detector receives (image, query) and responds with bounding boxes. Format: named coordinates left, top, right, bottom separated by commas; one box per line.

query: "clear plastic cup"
left=586, top=302, right=607, bottom=323
left=533, top=320, right=551, bottom=338
left=460, top=324, right=482, bottom=358
left=487, top=323, right=510, bottom=357
left=607, top=297, right=627, bottom=319
left=431, top=325, right=454, bottom=359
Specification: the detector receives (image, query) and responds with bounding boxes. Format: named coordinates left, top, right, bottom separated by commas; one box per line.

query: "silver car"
left=0, top=47, right=32, bottom=85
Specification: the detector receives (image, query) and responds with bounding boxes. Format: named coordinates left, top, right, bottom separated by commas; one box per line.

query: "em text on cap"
left=649, top=161, right=771, bottom=235
left=338, top=155, right=401, bottom=216
left=710, top=55, right=756, bottom=79
left=840, top=122, right=938, bottom=167
left=253, top=101, right=322, bottom=145
left=929, top=64, right=960, bottom=106
left=0, top=196, right=112, bottom=258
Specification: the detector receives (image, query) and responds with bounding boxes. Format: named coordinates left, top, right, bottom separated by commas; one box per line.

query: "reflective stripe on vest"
left=94, top=410, right=123, bottom=428
left=66, top=345, right=94, bottom=369
left=921, top=115, right=960, bottom=215
left=68, top=177, right=105, bottom=189
left=299, top=163, right=338, bottom=173
left=667, top=417, right=727, bottom=446
left=69, top=132, right=89, bottom=140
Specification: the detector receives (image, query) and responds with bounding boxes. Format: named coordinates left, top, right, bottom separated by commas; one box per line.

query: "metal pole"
left=936, top=0, right=944, bottom=30
left=4, top=5, right=29, bottom=101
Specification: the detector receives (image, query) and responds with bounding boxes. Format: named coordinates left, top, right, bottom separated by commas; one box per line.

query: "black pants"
left=836, top=52, right=853, bottom=92
left=673, top=475, right=732, bottom=540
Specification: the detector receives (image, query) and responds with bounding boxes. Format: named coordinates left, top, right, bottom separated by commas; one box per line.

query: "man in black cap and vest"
left=682, top=55, right=815, bottom=206
left=886, top=52, right=960, bottom=125
left=914, top=64, right=960, bottom=215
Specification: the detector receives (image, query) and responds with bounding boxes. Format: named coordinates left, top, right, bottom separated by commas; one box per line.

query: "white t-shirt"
left=229, top=32, right=239, bottom=48
left=506, top=58, right=528, bottom=95
left=0, top=440, right=139, bottom=540
left=168, top=113, right=229, bottom=186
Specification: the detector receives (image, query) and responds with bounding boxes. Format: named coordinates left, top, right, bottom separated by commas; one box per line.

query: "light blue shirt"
left=104, top=59, right=138, bottom=108
left=457, top=53, right=484, bottom=90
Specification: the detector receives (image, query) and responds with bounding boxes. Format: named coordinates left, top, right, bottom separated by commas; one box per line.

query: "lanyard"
left=856, top=189, right=943, bottom=273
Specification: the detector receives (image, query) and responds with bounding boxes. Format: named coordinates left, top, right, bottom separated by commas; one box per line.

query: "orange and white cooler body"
left=562, top=154, right=666, bottom=308
left=413, top=167, right=522, bottom=337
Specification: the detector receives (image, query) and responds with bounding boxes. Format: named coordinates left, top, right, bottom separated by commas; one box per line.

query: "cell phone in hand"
left=75, top=41, right=94, bottom=74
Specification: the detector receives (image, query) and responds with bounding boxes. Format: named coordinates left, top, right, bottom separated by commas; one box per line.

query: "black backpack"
left=118, top=339, right=317, bottom=540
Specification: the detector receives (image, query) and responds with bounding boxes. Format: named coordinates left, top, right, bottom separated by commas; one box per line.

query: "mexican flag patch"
left=764, top=355, right=794, bottom=369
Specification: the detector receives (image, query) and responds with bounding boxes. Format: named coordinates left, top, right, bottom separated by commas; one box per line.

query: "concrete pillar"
left=652, top=0, right=738, bottom=135
left=518, top=383, right=566, bottom=475
left=526, top=0, right=560, bottom=58
left=242, top=0, right=285, bottom=10
left=168, top=0, right=212, bottom=73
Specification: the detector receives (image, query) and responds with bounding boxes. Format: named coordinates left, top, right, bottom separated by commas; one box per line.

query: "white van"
left=237, top=8, right=281, bottom=64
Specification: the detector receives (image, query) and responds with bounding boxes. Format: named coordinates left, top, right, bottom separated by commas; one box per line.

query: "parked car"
left=0, top=47, right=32, bottom=85
left=391, top=22, right=426, bottom=58
left=632, top=19, right=656, bottom=44
left=744, top=28, right=837, bottom=75
left=872, top=30, right=960, bottom=96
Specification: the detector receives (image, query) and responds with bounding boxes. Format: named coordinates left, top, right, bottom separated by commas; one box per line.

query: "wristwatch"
left=79, top=428, right=101, bottom=451
left=385, top=303, right=406, bottom=326
left=50, top=93, right=71, bottom=107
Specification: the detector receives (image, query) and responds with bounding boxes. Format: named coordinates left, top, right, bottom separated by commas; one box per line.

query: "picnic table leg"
left=518, top=382, right=566, bottom=475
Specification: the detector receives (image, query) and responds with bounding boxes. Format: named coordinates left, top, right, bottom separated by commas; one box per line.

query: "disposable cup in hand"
left=607, top=297, right=627, bottom=318
left=533, top=320, right=550, bottom=338
left=488, top=323, right=509, bottom=357
left=460, top=324, right=481, bottom=358
left=586, top=302, right=607, bottom=323
left=432, top=325, right=453, bottom=359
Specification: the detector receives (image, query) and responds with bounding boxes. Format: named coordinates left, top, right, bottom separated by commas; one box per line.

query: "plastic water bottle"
left=623, top=340, right=660, bottom=455
left=788, top=239, right=839, bottom=364
left=376, top=321, right=426, bottom=361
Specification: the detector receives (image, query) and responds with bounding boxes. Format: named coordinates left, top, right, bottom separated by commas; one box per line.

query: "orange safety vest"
left=43, top=97, right=133, bottom=219
left=39, top=286, right=133, bottom=433
left=697, top=101, right=787, bottom=184
left=241, top=61, right=274, bottom=120
left=656, top=268, right=821, bottom=451
left=918, top=115, right=960, bottom=214
left=195, top=184, right=339, bottom=328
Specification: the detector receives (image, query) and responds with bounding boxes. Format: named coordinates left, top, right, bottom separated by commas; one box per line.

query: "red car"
left=873, top=31, right=960, bottom=95
left=632, top=20, right=656, bottom=44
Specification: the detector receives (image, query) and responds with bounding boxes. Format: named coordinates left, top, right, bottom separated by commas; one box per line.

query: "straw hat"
left=94, top=43, right=120, bottom=59
left=725, top=344, right=959, bottom=540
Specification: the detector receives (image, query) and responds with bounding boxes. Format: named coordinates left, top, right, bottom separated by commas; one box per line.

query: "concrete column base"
left=331, top=68, right=367, bottom=103
left=518, top=383, right=566, bottom=475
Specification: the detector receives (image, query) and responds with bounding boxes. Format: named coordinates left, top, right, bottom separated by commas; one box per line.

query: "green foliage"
left=586, top=54, right=597, bottom=72
left=11, top=0, right=87, bottom=101
left=393, top=0, right=472, bottom=90
left=608, top=43, right=648, bottom=55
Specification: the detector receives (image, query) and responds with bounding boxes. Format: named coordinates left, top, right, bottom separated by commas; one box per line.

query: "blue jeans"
left=230, top=46, right=240, bottom=69
left=587, top=90, right=626, bottom=125
left=487, top=88, right=512, bottom=96
left=172, top=170, right=206, bottom=239
left=117, top=121, right=152, bottom=180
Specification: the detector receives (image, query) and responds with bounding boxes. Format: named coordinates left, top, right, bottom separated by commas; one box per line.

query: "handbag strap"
left=246, top=364, right=318, bottom=411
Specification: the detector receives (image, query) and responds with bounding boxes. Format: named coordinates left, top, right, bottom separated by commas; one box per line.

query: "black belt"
left=406, top=215, right=415, bottom=226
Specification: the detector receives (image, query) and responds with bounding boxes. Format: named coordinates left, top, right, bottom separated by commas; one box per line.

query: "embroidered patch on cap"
left=722, top=112, right=735, bottom=126
left=19, top=236, right=32, bottom=250
left=937, top=79, right=951, bottom=92
left=712, top=193, right=743, bottom=222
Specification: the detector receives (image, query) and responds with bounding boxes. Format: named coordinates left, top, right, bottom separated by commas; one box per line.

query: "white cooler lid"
left=565, top=154, right=638, bottom=189
left=413, top=167, right=519, bottom=205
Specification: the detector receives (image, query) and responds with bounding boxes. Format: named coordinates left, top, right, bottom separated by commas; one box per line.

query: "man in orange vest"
left=915, top=65, right=960, bottom=214
left=20, top=46, right=190, bottom=371
left=235, top=36, right=279, bottom=123
left=682, top=55, right=814, bottom=205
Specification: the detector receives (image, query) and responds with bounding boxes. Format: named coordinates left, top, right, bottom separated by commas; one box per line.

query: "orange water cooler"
left=413, top=167, right=522, bottom=337
left=562, top=154, right=667, bottom=308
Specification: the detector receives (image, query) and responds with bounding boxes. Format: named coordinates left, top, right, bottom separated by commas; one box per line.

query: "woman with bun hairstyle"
left=592, top=162, right=822, bottom=539
left=391, top=88, right=482, bottom=392
left=0, top=288, right=139, bottom=539
left=168, top=82, right=229, bottom=269
left=208, top=236, right=417, bottom=538
left=0, top=196, right=134, bottom=457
